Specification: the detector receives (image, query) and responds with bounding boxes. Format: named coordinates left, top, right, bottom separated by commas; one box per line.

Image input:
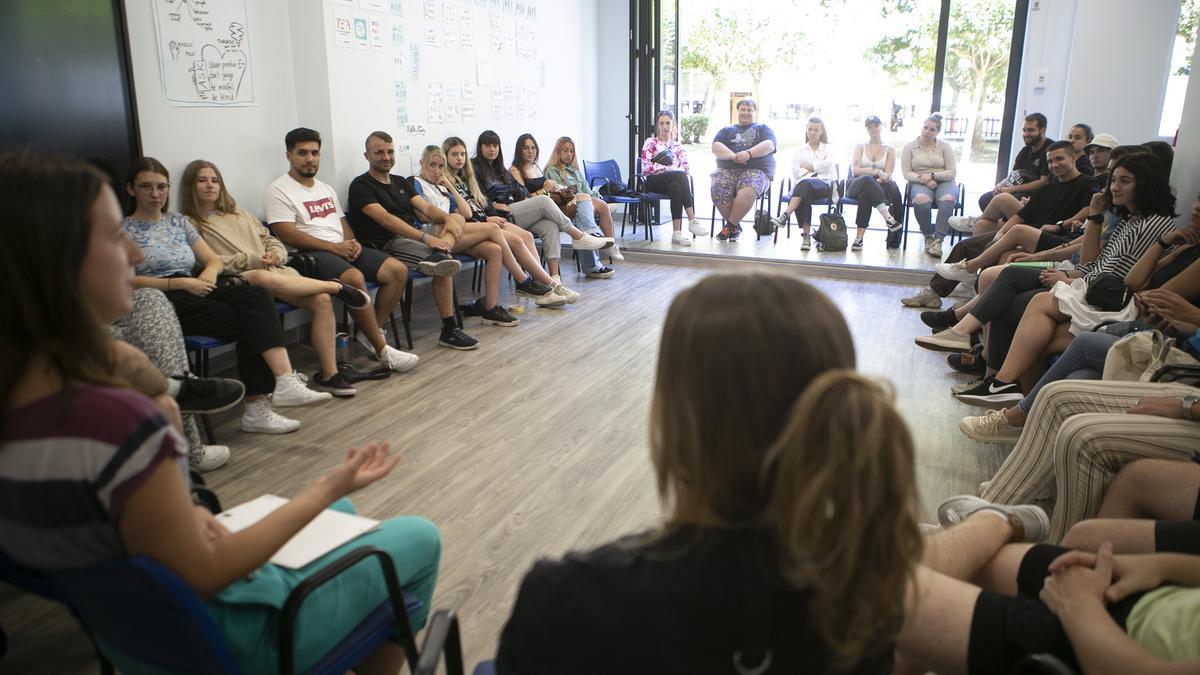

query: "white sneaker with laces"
left=573, top=234, right=612, bottom=251
left=273, top=372, right=333, bottom=407
left=191, top=445, right=231, bottom=472
left=935, top=260, right=977, bottom=283
left=688, top=218, right=707, bottom=237
left=672, top=230, right=693, bottom=246
left=552, top=283, right=580, bottom=304
left=959, top=409, right=1022, bottom=444
left=901, top=287, right=943, bottom=308
left=241, top=398, right=301, bottom=434
left=949, top=215, right=978, bottom=233
left=380, top=345, right=419, bottom=373
left=608, top=243, right=624, bottom=261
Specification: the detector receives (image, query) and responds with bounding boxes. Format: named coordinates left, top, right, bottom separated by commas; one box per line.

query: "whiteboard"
left=151, top=0, right=255, bottom=106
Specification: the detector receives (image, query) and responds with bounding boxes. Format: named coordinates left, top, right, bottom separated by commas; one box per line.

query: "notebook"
left=215, top=494, right=381, bottom=569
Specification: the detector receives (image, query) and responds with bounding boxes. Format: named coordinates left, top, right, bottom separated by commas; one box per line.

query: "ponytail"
left=762, top=370, right=923, bottom=667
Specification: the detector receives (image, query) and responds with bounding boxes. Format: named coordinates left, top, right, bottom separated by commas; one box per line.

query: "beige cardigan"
left=901, top=139, right=957, bottom=183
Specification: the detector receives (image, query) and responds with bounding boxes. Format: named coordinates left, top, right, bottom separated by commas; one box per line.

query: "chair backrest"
left=582, top=159, right=625, bottom=189
left=48, top=556, right=241, bottom=674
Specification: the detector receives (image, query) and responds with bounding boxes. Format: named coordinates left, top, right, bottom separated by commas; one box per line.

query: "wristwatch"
left=1183, top=395, right=1198, bottom=421
left=1087, top=213, right=1104, bottom=224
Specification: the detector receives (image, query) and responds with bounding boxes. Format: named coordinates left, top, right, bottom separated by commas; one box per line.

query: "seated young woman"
left=0, top=152, right=441, bottom=675
left=497, top=273, right=922, bottom=674
left=181, top=159, right=367, bottom=394
left=440, top=136, right=575, bottom=305
left=639, top=109, right=704, bottom=244
left=123, top=157, right=335, bottom=434
left=472, top=130, right=611, bottom=281
left=544, top=135, right=623, bottom=276
left=769, top=117, right=839, bottom=251
left=843, top=115, right=902, bottom=248
left=511, top=133, right=617, bottom=276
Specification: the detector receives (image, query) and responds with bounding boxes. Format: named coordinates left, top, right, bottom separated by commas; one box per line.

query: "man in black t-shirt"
left=978, top=113, right=1052, bottom=210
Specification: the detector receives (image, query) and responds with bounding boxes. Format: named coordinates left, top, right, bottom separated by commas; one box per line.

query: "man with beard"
left=977, top=113, right=1053, bottom=211
left=266, top=127, right=420, bottom=373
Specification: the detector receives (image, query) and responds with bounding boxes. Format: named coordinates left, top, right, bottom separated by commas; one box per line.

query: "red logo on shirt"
left=303, top=197, right=337, bottom=220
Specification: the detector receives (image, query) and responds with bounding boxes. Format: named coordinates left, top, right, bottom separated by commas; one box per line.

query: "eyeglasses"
left=135, top=182, right=171, bottom=193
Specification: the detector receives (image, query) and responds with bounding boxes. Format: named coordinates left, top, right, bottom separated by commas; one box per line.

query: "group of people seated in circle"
left=2, top=114, right=1197, bottom=673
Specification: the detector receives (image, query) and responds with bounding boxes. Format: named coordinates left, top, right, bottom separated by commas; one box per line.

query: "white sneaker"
left=927, top=238, right=943, bottom=258
left=900, top=287, right=942, bottom=308
left=379, top=345, right=419, bottom=373
left=552, top=282, right=580, bottom=304
left=934, top=260, right=977, bottom=283
left=688, top=218, right=707, bottom=237
left=191, top=444, right=230, bottom=472
left=949, top=215, right=977, bottom=233
left=354, top=328, right=388, bottom=358
left=573, top=234, right=613, bottom=251
left=241, top=398, right=301, bottom=434
left=608, top=243, right=624, bottom=261
left=949, top=281, right=976, bottom=300
left=272, top=372, right=333, bottom=407
left=551, top=273, right=562, bottom=285
left=672, top=230, right=693, bottom=246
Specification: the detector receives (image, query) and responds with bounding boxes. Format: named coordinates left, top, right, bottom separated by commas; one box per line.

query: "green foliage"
left=679, top=7, right=799, bottom=113
left=681, top=115, right=710, bottom=144
left=1177, top=0, right=1198, bottom=75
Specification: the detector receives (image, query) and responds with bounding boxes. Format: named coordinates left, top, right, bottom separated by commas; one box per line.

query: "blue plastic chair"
left=0, top=547, right=423, bottom=675
left=413, top=609, right=494, bottom=675
left=634, top=172, right=697, bottom=242
left=583, top=159, right=641, bottom=236
left=774, top=165, right=841, bottom=243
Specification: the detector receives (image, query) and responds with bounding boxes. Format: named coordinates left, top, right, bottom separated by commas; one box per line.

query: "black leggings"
left=166, top=283, right=287, bottom=396
left=642, top=170, right=693, bottom=220
left=844, top=175, right=902, bottom=228
left=787, top=178, right=832, bottom=226
left=968, top=266, right=1046, bottom=368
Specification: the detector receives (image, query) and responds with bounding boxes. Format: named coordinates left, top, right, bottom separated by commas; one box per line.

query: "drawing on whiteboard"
left=152, top=0, right=255, bottom=106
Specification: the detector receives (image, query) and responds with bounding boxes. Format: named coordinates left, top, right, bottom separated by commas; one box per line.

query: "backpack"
left=753, top=209, right=775, bottom=237
left=814, top=212, right=848, bottom=251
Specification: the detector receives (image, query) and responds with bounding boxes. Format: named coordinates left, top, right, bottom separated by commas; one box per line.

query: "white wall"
left=593, top=3, right=630, bottom=176
left=125, top=0, right=300, bottom=216
left=1014, top=0, right=1179, bottom=155
left=126, top=0, right=603, bottom=217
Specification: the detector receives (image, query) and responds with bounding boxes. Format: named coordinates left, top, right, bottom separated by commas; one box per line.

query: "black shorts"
left=966, top=544, right=1148, bottom=675
left=1035, top=230, right=1071, bottom=251
left=303, top=247, right=392, bottom=282
left=1156, top=520, right=1200, bottom=553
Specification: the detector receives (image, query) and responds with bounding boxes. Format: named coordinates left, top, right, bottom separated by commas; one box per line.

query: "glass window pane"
left=1159, top=0, right=1197, bottom=138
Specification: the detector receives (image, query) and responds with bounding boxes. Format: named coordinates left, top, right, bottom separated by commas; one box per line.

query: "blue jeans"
left=910, top=180, right=959, bottom=239
left=571, top=197, right=602, bottom=272
left=1017, top=331, right=1120, bottom=414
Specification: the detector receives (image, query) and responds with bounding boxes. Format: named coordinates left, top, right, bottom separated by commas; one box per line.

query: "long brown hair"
left=443, top=136, right=486, bottom=205
left=179, top=159, right=238, bottom=226
left=650, top=273, right=922, bottom=666
left=123, top=156, right=171, bottom=216
left=0, top=153, right=117, bottom=430
left=544, top=136, right=580, bottom=173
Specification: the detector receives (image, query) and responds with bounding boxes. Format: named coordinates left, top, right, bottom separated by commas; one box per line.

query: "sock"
left=441, top=316, right=457, bottom=332
left=166, top=377, right=183, bottom=398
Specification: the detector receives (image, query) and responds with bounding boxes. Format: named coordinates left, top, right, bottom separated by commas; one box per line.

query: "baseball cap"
left=1084, top=133, right=1119, bottom=151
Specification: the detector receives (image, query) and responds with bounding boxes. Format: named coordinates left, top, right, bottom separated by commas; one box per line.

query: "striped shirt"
left=0, top=384, right=186, bottom=570
left=1077, top=213, right=1176, bottom=284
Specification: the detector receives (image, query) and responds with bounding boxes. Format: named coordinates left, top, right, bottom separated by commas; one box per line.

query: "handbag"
left=814, top=212, right=848, bottom=251
left=548, top=186, right=578, bottom=220
left=1102, top=329, right=1199, bottom=382
left=651, top=149, right=674, bottom=166
left=1084, top=272, right=1129, bottom=312
left=753, top=209, right=775, bottom=237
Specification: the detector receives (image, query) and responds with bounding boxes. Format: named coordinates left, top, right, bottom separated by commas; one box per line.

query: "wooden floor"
left=0, top=258, right=1010, bottom=673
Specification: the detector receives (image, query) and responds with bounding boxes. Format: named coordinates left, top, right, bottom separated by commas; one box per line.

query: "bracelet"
left=420, top=232, right=427, bottom=243
left=1157, top=236, right=1171, bottom=249
left=1182, top=395, right=1198, bottom=421
left=167, top=278, right=172, bottom=291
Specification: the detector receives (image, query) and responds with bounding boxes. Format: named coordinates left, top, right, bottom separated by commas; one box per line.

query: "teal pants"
left=205, top=499, right=441, bottom=673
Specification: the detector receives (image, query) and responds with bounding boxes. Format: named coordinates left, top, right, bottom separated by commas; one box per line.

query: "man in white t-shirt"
left=265, top=127, right=418, bottom=373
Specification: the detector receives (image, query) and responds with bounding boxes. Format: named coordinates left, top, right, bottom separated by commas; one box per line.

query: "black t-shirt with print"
left=347, top=172, right=419, bottom=244
left=1012, top=138, right=1054, bottom=177
left=713, top=123, right=778, bottom=175
left=1017, top=173, right=1100, bottom=226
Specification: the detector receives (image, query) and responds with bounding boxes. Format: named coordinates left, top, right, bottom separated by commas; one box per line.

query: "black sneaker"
left=514, top=277, right=554, bottom=298
left=458, top=299, right=484, bottom=317
left=954, top=376, right=1022, bottom=408
left=481, top=303, right=519, bottom=327
left=439, top=326, right=480, bottom=350
left=311, top=370, right=357, bottom=397
left=921, top=308, right=958, bottom=331
left=417, top=251, right=462, bottom=277
left=947, top=350, right=987, bottom=375
left=173, top=374, right=246, bottom=414
left=331, top=280, right=371, bottom=308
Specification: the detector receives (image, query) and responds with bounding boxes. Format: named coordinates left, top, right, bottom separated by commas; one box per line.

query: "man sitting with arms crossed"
left=266, top=127, right=419, bottom=372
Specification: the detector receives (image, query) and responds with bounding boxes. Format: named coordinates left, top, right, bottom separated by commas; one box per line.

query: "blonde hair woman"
left=496, top=273, right=922, bottom=673
left=900, top=113, right=959, bottom=258
left=544, top=135, right=620, bottom=274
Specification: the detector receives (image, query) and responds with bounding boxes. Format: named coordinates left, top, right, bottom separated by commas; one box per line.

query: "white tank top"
left=857, top=144, right=889, bottom=170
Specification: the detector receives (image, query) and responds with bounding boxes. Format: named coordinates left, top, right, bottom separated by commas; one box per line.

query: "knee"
left=378, top=261, right=406, bottom=284
left=912, top=194, right=932, bottom=205
left=939, top=193, right=957, bottom=203
left=312, top=293, right=333, bottom=312
left=1060, top=520, right=1107, bottom=550
left=480, top=241, right=501, bottom=260
left=341, top=269, right=367, bottom=289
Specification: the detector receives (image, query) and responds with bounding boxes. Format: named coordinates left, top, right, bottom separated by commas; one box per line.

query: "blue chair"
left=0, top=547, right=423, bottom=675
left=707, top=185, right=773, bottom=239
left=583, top=159, right=641, bottom=236
left=634, top=172, right=697, bottom=242
left=899, top=180, right=967, bottom=250
left=773, top=166, right=841, bottom=244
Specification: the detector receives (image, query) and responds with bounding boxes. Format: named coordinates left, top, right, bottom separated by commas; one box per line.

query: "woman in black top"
left=497, top=273, right=922, bottom=674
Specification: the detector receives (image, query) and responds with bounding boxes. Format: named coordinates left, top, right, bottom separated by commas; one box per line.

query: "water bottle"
left=336, top=333, right=351, bottom=364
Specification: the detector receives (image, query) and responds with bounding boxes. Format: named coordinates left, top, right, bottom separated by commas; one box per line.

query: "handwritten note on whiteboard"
left=152, top=0, right=255, bottom=106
